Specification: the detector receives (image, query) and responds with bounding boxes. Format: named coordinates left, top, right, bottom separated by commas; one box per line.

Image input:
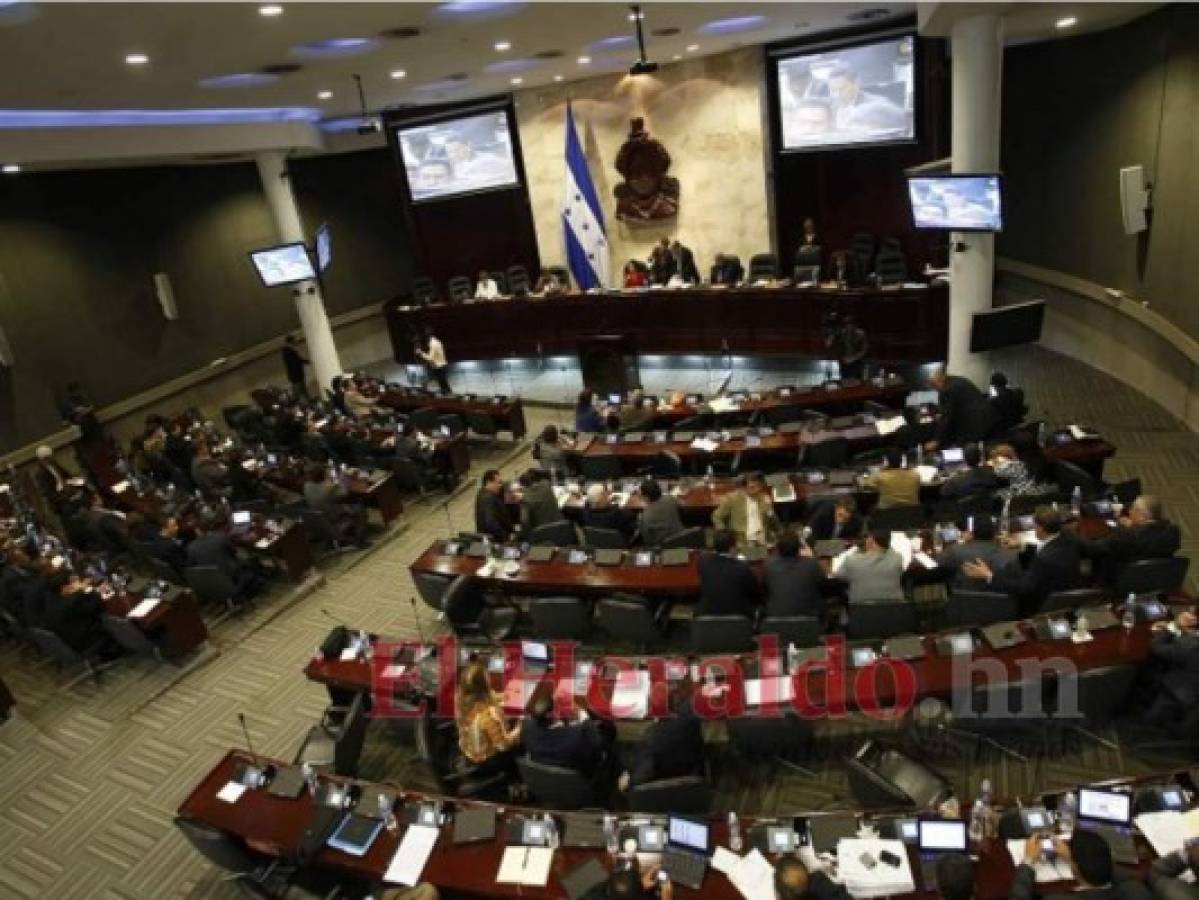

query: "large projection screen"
left=397, top=110, right=520, bottom=202
left=778, top=33, right=916, bottom=151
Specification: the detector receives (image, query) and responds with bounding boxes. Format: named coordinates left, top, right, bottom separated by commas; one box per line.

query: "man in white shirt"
left=474, top=270, right=500, bottom=300
left=416, top=330, right=452, bottom=394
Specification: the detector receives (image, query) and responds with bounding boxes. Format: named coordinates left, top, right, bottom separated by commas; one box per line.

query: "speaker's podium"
left=577, top=334, right=640, bottom=396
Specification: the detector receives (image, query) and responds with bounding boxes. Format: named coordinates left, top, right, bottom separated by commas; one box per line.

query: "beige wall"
left=515, top=46, right=772, bottom=283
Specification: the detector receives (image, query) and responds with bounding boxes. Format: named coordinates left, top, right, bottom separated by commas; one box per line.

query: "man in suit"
left=638, top=479, right=684, bottom=547
left=582, top=483, right=633, bottom=543
left=709, top=253, right=744, bottom=285
left=962, top=506, right=1083, bottom=616
left=186, top=518, right=261, bottom=599
left=303, top=465, right=370, bottom=548
left=620, top=690, right=705, bottom=790
left=927, top=367, right=998, bottom=449
left=712, top=472, right=778, bottom=549
left=519, top=468, right=566, bottom=535
left=1079, top=494, right=1182, bottom=584
left=521, top=691, right=617, bottom=791
left=281, top=334, right=309, bottom=399
left=1143, top=610, right=1199, bottom=734
left=825, top=313, right=868, bottom=381
left=189, top=441, right=231, bottom=499
left=670, top=240, right=700, bottom=284
left=1149, top=843, right=1199, bottom=900
left=620, top=390, right=655, bottom=432
left=805, top=496, right=863, bottom=542
left=940, top=443, right=1001, bottom=501
left=936, top=516, right=1018, bottom=591
left=474, top=469, right=513, bottom=543
left=33, top=445, right=78, bottom=513
left=861, top=446, right=921, bottom=509
left=763, top=529, right=827, bottom=618
left=1009, top=830, right=1149, bottom=900
left=988, top=372, right=1026, bottom=434
left=598, top=868, right=673, bottom=900
left=648, top=237, right=676, bottom=285
left=696, top=529, right=760, bottom=616
left=40, top=573, right=109, bottom=655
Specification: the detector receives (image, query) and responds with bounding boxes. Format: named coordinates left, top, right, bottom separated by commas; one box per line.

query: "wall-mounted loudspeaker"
left=1119, top=165, right=1150, bottom=235
left=154, top=272, right=179, bottom=321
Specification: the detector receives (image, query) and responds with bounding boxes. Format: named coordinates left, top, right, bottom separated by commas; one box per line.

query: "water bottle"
left=1037, top=421, right=1046, bottom=445
left=787, top=642, right=799, bottom=673
left=1058, top=792, right=1077, bottom=833
left=968, top=797, right=988, bottom=843
left=901, top=452, right=908, bottom=469
left=1071, top=485, right=1082, bottom=516
left=1123, top=593, right=1137, bottom=630
left=301, top=761, right=317, bottom=794
left=728, top=812, right=742, bottom=852
left=544, top=813, right=559, bottom=849
left=705, top=464, right=714, bottom=487
left=604, top=814, right=619, bottom=855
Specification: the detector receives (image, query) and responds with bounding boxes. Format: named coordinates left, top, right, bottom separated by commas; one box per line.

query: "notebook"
left=496, top=846, right=554, bottom=886
left=560, top=858, right=610, bottom=900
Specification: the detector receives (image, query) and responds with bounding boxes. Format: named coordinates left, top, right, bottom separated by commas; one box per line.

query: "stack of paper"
left=1005, top=840, right=1072, bottom=883
left=384, top=824, right=439, bottom=886
left=915, top=464, right=940, bottom=485
left=128, top=598, right=161, bottom=619
left=726, top=848, right=775, bottom=900
left=836, top=839, right=915, bottom=897
left=875, top=416, right=907, bottom=436
left=709, top=397, right=740, bottom=413
left=610, top=669, right=650, bottom=719
left=690, top=437, right=721, bottom=453
left=744, top=677, right=793, bottom=707
left=1135, top=809, right=1199, bottom=859
left=496, top=846, right=553, bottom=886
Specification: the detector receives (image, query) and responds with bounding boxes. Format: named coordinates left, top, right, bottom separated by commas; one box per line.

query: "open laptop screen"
left=668, top=817, right=709, bottom=852
left=919, top=820, right=967, bottom=852
left=1078, top=788, right=1131, bottom=825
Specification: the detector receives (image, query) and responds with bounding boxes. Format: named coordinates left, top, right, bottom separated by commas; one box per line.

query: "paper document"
left=690, top=437, right=720, bottom=453
left=128, top=598, right=161, bottom=619
left=255, top=538, right=271, bottom=549
left=1006, top=840, right=1072, bottom=882
left=339, top=647, right=359, bottom=662
left=728, top=848, right=777, bottom=900
left=496, top=846, right=553, bottom=886
left=711, top=846, right=741, bottom=875
left=384, top=824, right=439, bottom=886
left=380, top=664, right=406, bottom=680
left=553, top=486, right=570, bottom=506
left=1135, top=810, right=1192, bottom=859
left=889, top=532, right=914, bottom=569
left=111, top=480, right=130, bottom=494
left=709, top=397, right=740, bottom=413
left=837, top=838, right=915, bottom=897
left=875, top=416, right=907, bottom=436
left=915, top=465, right=939, bottom=485
left=913, top=552, right=938, bottom=570
left=216, top=781, right=247, bottom=804
left=1069, top=424, right=1097, bottom=440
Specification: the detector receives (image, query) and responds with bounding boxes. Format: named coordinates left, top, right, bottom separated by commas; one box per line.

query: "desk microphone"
left=442, top=499, right=455, bottom=536
left=238, top=712, right=261, bottom=769
left=409, top=595, right=428, bottom=647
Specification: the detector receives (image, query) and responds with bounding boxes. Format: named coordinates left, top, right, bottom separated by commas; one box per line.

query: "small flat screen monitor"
left=397, top=110, right=519, bottom=202
left=908, top=175, right=1003, bottom=231
left=970, top=300, right=1046, bottom=352
left=919, top=820, right=967, bottom=852
left=250, top=242, right=315, bottom=287
left=778, top=33, right=916, bottom=151
left=315, top=223, right=331, bottom=273
left=668, top=816, right=709, bottom=852
left=1078, top=788, right=1132, bottom=825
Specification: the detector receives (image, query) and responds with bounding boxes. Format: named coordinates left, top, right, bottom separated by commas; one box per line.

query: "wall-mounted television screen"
left=397, top=110, right=519, bottom=202
left=249, top=242, right=315, bottom=287
left=909, top=174, right=1003, bottom=231
left=970, top=300, right=1045, bottom=352
left=778, top=33, right=915, bottom=151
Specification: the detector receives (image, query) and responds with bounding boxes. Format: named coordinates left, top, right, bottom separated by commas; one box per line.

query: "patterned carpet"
left=0, top=346, right=1194, bottom=899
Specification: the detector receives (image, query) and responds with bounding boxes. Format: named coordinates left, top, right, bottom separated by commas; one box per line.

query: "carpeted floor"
left=0, top=345, right=1194, bottom=899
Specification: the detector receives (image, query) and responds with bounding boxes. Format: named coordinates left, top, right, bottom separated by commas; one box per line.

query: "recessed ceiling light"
left=685, top=44, right=699, bottom=52
left=258, top=4, right=283, bottom=16
left=390, top=69, right=407, bottom=79
left=553, top=74, right=563, bottom=82
left=510, top=76, right=523, bottom=85
left=317, top=90, right=332, bottom=100
left=577, top=55, right=591, bottom=65
left=627, top=10, right=643, bottom=21
left=672, top=54, right=681, bottom=61
left=125, top=53, right=149, bottom=65
left=2, top=164, right=19, bottom=174
left=494, top=40, right=511, bottom=51
left=1056, top=15, right=1078, bottom=29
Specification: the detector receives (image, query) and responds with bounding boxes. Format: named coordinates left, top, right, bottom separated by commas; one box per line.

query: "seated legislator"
left=962, top=506, right=1083, bottom=615
left=805, top=495, right=864, bottom=542
left=582, top=483, right=633, bottom=542
left=1079, top=494, right=1181, bottom=584
left=763, top=529, right=828, bottom=618
left=670, top=240, right=700, bottom=284
left=1009, top=830, right=1150, bottom=900
left=989, top=442, right=1051, bottom=500
left=648, top=237, right=677, bottom=285
left=474, top=269, right=500, bottom=300
left=620, top=689, right=704, bottom=791
left=186, top=516, right=263, bottom=599
left=535, top=423, right=573, bottom=477
left=189, top=441, right=231, bottom=499
left=1149, top=843, right=1199, bottom=900
left=832, top=530, right=905, bottom=604
left=927, top=367, right=998, bottom=449
left=521, top=690, right=617, bottom=791
left=988, top=372, right=1027, bottom=434
left=861, top=447, right=921, bottom=510
left=599, top=867, right=674, bottom=900
left=532, top=269, right=565, bottom=296
left=696, top=530, right=760, bottom=616
left=1144, top=609, right=1199, bottom=736
left=620, top=389, right=655, bottom=431
left=342, top=378, right=378, bottom=418
left=41, top=572, right=111, bottom=655
left=130, top=514, right=188, bottom=573
left=934, top=853, right=975, bottom=900
left=637, top=479, right=684, bottom=547
left=711, top=472, right=779, bottom=549
left=709, top=252, right=744, bottom=286
left=303, top=464, right=370, bottom=548
left=574, top=389, right=606, bottom=433
left=519, top=467, right=566, bottom=534
left=474, top=469, right=513, bottom=543
left=456, top=661, right=521, bottom=777
left=33, top=445, right=77, bottom=511
left=939, top=443, right=1001, bottom=501
left=622, top=260, right=650, bottom=288
left=774, top=856, right=852, bottom=900
left=935, top=516, right=1018, bottom=591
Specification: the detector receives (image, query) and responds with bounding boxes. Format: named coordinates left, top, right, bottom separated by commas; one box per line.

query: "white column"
left=254, top=151, right=342, bottom=394
left=947, top=13, right=1004, bottom=384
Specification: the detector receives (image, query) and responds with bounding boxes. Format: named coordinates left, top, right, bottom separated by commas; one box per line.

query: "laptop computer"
left=808, top=814, right=858, bottom=854
left=661, top=816, right=709, bottom=890
left=562, top=814, right=607, bottom=849
left=1077, top=788, right=1138, bottom=865
left=918, top=819, right=968, bottom=890
left=453, top=806, right=497, bottom=844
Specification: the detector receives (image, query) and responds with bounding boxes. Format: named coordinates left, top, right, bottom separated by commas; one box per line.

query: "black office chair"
left=660, top=527, right=704, bottom=550
left=846, top=740, right=952, bottom=810
left=528, top=520, right=579, bottom=547
left=392, top=458, right=433, bottom=495
left=1038, top=587, right=1104, bottom=615
left=410, top=276, right=437, bottom=306
left=578, top=455, right=624, bottom=481
left=516, top=756, right=595, bottom=809
left=628, top=776, right=712, bottom=814
left=846, top=601, right=917, bottom=640
left=1053, top=459, right=1103, bottom=499
left=671, top=414, right=711, bottom=432
left=948, top=680, right=1051, bottom=763
left=294, top=691, right=370, bottom=777
left=144, top=553, right=186, bottom=586
left=802, top=437, right=849, bottom=469
left=437, top=413, right=467, bottom=436
left=748, top=253, right=779, bottom=281
left=945, top=589, right=1018, bottom=628
left=868, top=504, right=926, bottom=532
left=413, top=572, right=453, bottom=613
left=464, top=410, right=499, bottom=444
left=527, top=597, right=591, bottom=640
left=874, top=246, right=907, bottom=285
left=489, top=270, right=508, bottom=294
left=102, top=614, right=163, bottom=661
left=447, top=276, right=472, bottom=303
left=408, top=407, right=441, bottom=434
left=1113, top=557, right=1188, bottom=596
left=583, top=526, right=627, bottom=549
left=298, top=508, right=346, bottom=554
left=506, top=265, right=531, bottom=295
left=727, top=714, right=817, bottom=778
left=29, top=626, right=118, bottom=687
left=758, top=616, right=822, bottom=648
left=1109, top=478, right=1142, bottom=507
left=850, top=231, right=876, bottom=272
left=691, top=615, right=755, bottom=653
left=417, top=711, right=512, bottom=801
left=175, top=815, right=278, bottom=884
left=185, top=565, right=246, bottom=620
left=596, top=595, right=667, bottom=648
left=642, top=451, right=682, bottom=478
left=1053, top=664, right=1137, bottom=755
left=442, top=574, right=518, bottom=642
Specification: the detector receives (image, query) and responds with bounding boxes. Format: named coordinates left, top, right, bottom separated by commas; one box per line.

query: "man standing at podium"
left=825, top=313, right=868, bottom=381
